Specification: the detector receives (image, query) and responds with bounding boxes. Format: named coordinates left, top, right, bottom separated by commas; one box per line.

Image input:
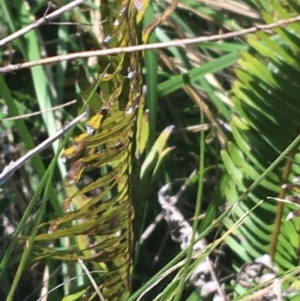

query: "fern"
left=221, top=0, right=300, bottom=297
left=27, top=1, right=178, bottom=300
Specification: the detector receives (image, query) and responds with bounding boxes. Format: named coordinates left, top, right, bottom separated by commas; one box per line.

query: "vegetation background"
left=0, top=0, right=300, bottom=300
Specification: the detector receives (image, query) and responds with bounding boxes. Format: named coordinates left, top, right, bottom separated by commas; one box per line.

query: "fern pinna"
left=31, top=0, right=177, bottom=300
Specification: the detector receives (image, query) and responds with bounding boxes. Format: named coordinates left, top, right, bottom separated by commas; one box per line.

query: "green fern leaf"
left=223, top=0, right=300, bottom=296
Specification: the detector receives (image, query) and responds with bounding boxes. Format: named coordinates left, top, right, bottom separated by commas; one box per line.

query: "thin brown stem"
left=1, top=15, right=300, bottom=73
left=0, top=0, right=88, bottom=47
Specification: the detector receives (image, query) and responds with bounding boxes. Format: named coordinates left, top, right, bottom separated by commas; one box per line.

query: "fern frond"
left=33, top=1, right=143, bottom=300
left=222, top=0, right=300, bottom=297
left=30, top=0, right=178, bottom=299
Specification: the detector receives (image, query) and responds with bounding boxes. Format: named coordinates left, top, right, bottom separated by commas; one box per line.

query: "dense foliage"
left=0, top=0, right=300, bottom=300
